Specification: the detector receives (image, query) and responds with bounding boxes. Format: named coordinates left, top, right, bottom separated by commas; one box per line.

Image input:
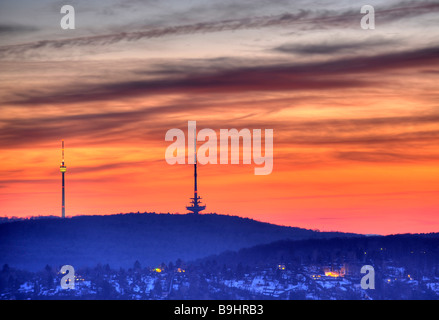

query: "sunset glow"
left=1, top=0, right=439, bottom=235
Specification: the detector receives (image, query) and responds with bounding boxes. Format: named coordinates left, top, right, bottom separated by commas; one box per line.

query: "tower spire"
left=60, top=140, right=67, bottom=218
left=186, top=128, right=206, bottom=214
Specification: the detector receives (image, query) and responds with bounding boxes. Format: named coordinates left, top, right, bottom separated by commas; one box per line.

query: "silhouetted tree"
left=133, top=260, right=141, bottom=270
left=44, top=265, right=54, bottom=288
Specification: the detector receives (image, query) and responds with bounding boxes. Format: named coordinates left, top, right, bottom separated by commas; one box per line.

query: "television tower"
left=186, top=130, right=206, bottom=214
left=60, top=140, right=67, bottom=218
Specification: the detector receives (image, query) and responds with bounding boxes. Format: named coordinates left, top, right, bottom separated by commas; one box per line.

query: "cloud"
left=73, top=160, right=149, bottom=174
left=0, top=102, right=220, bottom=148
left=6, top=45, right=439, bottom=107
left=0, top=10, right=316, bottom=57
left=2, top=97, right=439, bottom=157
left=335, top=151, right=439, bottom=163
left=285, top=113, right=439, bottom=133
left=5, top=73, right=365, bottom=106
left=273, top=38, right=399, bottom=55
left=0, top=179, right=55, bottom=184
left=0, top=24, right=38, bottom=35
left=1, top=0, right=437, bottom=58
left=269, top=190, right=439, bottom=201
left=287, top=129, right=439, bottom=147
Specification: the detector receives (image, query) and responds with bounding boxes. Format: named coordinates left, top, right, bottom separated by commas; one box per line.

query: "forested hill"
left=0, top=212, right=358, bottom=271
left=196, top=233, right=439, bottom=269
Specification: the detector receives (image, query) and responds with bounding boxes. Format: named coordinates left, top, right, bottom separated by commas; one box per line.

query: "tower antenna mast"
left=60, top=140, right=67, bottom=218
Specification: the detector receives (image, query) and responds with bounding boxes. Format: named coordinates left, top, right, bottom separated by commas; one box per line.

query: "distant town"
left=1, top=213, right=438, bottom=300
left=2, top=248, right=438, bottom=300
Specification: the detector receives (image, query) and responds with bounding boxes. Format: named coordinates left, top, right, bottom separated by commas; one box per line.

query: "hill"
left=0, top=212, right=359, bottom=271
left=195, top=233, right=439, bottom=269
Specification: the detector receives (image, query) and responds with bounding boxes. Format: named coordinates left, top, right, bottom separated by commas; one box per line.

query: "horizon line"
left=2, top=210, right=436, bottom=237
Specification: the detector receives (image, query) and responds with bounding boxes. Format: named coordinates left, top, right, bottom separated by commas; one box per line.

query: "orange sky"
left=1, top=0, right=439, bottom=235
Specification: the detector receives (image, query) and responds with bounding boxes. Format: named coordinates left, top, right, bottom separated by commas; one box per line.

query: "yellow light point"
left=325, top=271, right=340, bottom=277
left=278, top=264, right=286, bottom=270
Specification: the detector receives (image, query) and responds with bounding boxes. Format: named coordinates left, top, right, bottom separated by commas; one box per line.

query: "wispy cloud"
left=335, top=151, right=439, bottom=163
left=273, top=38, right=400, bottom=55
left=5, top=45, right=439, bottom=106
left=0, top=24, right=39, bottom=35
left=1, top=0, right=437, bottom=58
left=270, top=190, right=439, bottom=201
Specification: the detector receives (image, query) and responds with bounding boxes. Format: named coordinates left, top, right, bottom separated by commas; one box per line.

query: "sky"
left=0, top=0, right=439, bottom=235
